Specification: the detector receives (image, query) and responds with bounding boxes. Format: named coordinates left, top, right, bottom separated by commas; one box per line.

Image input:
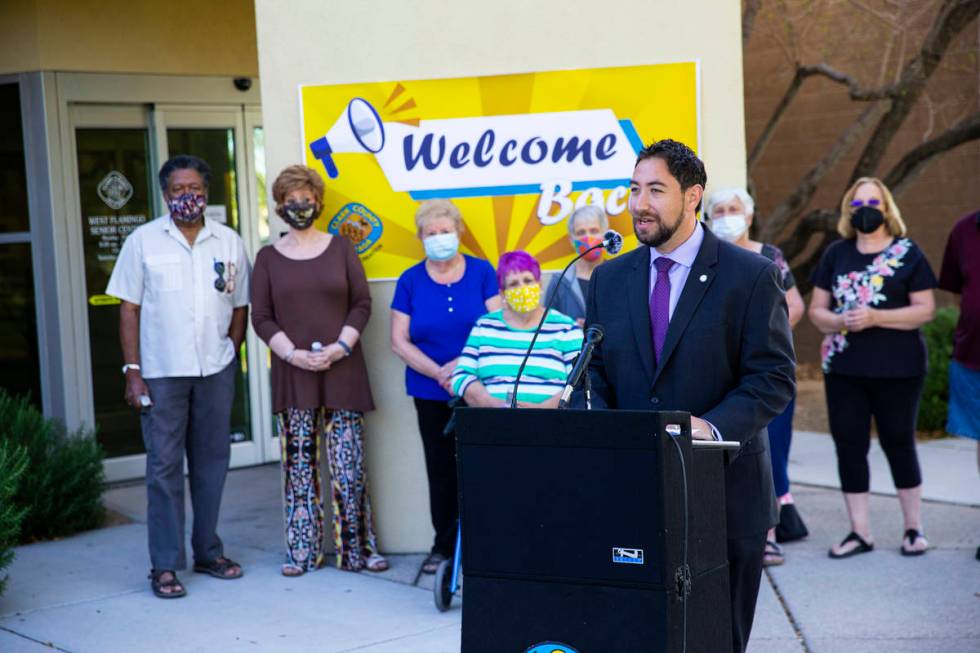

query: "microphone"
left=603, top=229, right=623, bottom=255
left=509, top=230, right=621, bottom=408
left=558, top=325, right=604, bottom=409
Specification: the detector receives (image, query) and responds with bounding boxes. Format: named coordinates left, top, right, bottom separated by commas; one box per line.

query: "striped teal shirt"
left=451, top=309, right=584, bottom=405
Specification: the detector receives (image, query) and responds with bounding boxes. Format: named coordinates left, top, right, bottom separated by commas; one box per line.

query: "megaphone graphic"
left=309, top=97, right=385, bottom=179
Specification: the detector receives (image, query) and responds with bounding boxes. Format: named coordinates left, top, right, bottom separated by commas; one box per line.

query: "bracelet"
left=337, top=340, right=352, bottom=357
left=283, top=348, right=296, bottom=363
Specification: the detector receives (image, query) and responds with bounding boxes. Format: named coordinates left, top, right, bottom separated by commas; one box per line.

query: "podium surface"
left=455, top=408, right=733, bottom=653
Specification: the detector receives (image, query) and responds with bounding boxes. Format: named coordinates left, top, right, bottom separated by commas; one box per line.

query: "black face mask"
left=850, top=206, right=885, bottom=234
left=276, top=200, right=319, bottom=230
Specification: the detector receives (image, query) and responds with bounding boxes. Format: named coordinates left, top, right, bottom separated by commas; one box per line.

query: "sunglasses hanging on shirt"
left=212, top=260, right=236, bottom=294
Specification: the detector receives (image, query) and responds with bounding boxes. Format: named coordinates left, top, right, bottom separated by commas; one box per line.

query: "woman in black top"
left=809, top=177, right=936, bottom=559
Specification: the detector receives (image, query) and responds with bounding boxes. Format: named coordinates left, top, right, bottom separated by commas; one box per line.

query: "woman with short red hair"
left=251, top=164, right=387, bottom=575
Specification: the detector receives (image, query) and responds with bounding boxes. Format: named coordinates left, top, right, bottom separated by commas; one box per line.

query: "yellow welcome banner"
left=299, top=63, right=699, bottom=279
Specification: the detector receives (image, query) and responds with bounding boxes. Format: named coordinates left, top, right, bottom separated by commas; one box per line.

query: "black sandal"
left=193, top=556, right=243, bottom=579
left=828, top=531, right=874, bottom=559
left=900, top=529, right=928, bottom=557
left=149, top=569, right=186, bottom=599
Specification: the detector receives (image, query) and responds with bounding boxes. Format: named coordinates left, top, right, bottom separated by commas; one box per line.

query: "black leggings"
left=824, top=373, right=924, bottom=493
left=413, top=398, right=459, bottom=557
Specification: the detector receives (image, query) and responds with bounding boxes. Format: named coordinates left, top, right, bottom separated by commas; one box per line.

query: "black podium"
left=455, top=408, right=733, bottom=653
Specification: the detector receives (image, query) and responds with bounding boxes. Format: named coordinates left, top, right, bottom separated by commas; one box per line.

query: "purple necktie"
left=650, top=257, right=676, bottom=363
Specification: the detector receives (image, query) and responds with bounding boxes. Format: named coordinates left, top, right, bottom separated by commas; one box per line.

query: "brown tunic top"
left=251, top=236, right=375, bottom=413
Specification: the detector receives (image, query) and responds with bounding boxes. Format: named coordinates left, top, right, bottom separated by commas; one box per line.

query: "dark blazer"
left=544, top=269, right=587, bottom=323
left=583, top=227, right=795, bottom=538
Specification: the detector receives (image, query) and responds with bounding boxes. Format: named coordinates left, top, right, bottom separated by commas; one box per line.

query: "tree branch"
left=778, top=209, right=838, bottom=262
left=758, top=101, right=889, bottom=242
left=748, top=63, right=897, bottom=172
left=799, top=63, right=899, bottom=101
left=850, top=0, right=980, bottom=181
left=884, top=110, right=980, bottom=195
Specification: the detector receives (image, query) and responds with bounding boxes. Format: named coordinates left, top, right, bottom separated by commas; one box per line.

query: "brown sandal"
left=149, top=569, right=186, bottom=599
left=193, top=556, right=243, bottom=579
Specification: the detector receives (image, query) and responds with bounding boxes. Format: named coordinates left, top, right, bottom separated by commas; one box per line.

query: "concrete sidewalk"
left=1, top=432, right=977, bottom=652
left=790, top=430, right=980, bottom=507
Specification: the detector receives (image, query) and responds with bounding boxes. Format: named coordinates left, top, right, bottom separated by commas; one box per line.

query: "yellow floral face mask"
left=503, top=283, right=541, bottom=314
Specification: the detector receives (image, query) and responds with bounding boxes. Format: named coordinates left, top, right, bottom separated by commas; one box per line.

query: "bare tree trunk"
left=849, top=0, right=980, bottom=181
left=748, top=63, right=895, bottom=172
left=757, top=102, right=889, bottom=242
left=778, top=208, right=837, bottom=262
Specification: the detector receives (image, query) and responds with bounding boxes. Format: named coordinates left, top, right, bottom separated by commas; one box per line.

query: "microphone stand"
left=509, top=242, right=605, bottom=409
left=583, top=357, right=593, bottom=410
left=557, top=325, right=603, bottom=409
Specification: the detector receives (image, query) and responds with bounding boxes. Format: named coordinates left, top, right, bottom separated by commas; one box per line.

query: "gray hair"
left=566, top=204, right=609, bottom=238
left=414, top=199, right=464, bottom=235
left=705, top=187, right=754, bottom=219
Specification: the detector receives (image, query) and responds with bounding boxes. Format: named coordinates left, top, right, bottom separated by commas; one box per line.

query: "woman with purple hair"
left=451, top=251, right=583, bottom=408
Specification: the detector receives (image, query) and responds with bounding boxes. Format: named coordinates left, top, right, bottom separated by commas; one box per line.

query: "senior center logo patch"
left=327, top=202, right=383, bottom=255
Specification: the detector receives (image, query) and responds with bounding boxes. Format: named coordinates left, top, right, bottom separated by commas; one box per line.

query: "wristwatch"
left=121, top=363, right=141, bottom=375
left=337, top=340, right=352, bottom=357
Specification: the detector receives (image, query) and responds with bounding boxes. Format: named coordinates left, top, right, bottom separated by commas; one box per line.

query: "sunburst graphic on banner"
left=300, top=63, right=699, bottom=279
left=382, top=84, right=420, bottom=127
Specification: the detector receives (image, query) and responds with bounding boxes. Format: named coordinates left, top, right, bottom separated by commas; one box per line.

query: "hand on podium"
left=690, top=416, right=716, bottom=441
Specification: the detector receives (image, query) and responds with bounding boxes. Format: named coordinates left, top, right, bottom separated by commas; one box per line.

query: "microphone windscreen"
left=603, top=230, right=624, bottom=255
left=585, top=324, right=605, bottom=343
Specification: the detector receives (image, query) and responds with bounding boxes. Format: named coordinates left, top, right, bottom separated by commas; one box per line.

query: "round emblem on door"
left=97, top=170, right=134, bottom=210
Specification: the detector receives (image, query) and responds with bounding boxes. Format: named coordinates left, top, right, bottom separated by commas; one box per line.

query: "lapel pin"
left=699, top=274, right=708, bottom=282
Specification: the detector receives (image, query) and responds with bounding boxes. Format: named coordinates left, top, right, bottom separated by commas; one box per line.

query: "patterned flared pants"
left=277, top=408, right=380, bottom=571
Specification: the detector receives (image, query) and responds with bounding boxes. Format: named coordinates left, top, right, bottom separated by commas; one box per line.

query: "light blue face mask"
left=423, top=232, right=459, bottom=261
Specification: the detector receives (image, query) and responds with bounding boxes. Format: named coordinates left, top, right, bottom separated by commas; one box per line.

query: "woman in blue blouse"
left=390, top=200, right=501, bottom=574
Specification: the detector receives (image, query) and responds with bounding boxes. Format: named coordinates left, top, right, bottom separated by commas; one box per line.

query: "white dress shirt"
left=106, top=216, right=251, bottom=379
left=648, top=219, right=705, bottom=317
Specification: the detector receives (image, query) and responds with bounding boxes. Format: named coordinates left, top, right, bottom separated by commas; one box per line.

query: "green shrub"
left=0, top=440, right=29, bottom=595
left=0, top=390, right=105, bottom=542
left=919, top=307, right=959, bottom=432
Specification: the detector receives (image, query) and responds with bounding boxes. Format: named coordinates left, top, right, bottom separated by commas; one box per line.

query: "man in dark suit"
left=584, top=140, right=795, bottom=653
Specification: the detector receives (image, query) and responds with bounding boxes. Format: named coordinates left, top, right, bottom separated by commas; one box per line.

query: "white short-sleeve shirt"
left=106, top=216, right=251, bottom=379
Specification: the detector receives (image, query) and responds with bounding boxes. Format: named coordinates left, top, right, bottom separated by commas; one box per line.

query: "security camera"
left=233, top=77, right=252, bottom=92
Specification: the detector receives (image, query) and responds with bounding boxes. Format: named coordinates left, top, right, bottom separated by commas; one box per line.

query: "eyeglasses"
left=849, top=199, right=881, bottom=208
left=213, top=260, right=226, bottom=292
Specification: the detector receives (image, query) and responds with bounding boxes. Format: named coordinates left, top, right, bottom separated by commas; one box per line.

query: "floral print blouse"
left=811, top=238, right=937, bottom=378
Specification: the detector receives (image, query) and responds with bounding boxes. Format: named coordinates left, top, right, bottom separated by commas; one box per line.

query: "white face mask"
left=423, top=232, right=459, bottom=261
left=710, top=214, right=749, bottom=242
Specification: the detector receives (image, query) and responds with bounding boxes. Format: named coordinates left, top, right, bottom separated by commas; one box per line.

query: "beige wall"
left=0, top=0, right=258, bottom=76
left=255, top=0, right=747, bottom=552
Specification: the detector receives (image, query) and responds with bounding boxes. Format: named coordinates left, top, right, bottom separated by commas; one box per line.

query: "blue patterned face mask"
left=423, top=233, right=459, bottom=261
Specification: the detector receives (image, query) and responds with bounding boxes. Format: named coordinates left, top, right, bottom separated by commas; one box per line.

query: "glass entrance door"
left=151, top=105, right=272, bottom=470
left=69, top=103, right=271, bottom=482
left=70, top=105, right=153, bottom=474
left=0, top=82, right=42, bottom=408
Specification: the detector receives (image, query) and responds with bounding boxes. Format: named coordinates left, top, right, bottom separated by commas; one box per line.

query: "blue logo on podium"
left=524, top=643, right=579, bottom=653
